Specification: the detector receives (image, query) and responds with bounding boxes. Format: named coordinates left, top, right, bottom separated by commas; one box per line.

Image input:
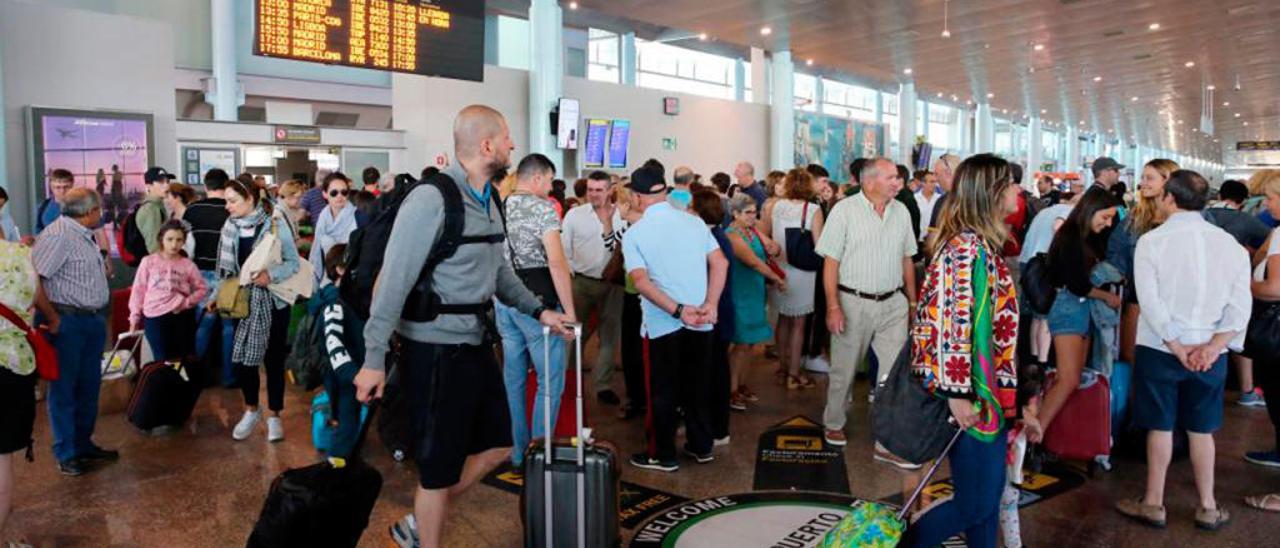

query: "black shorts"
left=400, top=339, right=512, bottom=489
left=0, top=367, right=36, bottom=455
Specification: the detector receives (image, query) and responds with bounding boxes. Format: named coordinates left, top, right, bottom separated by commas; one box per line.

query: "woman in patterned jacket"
left=906, top=154, right=1021, bottom=548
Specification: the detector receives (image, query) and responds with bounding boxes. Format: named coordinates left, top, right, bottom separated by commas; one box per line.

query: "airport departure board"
left=253, top=0, right=485, bottom=81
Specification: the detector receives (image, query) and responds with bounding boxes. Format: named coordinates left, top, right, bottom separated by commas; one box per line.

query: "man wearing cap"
left=1092, top=157, right=1125, bottom=190
left=622, top=166, right=729, bottom=471
left=137, top=167, right=175, bottom=254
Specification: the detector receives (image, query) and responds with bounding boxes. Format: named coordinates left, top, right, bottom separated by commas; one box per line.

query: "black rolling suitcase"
left=247, top=403, right=382, bottom=548
left=126, top=360, right=202, bottom=430
left=522, top=324, right=621, bottom=548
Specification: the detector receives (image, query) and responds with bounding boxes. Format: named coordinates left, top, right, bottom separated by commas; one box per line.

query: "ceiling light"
left=568, top=1, right=578, bottom=9
left=1223, top=101, right=1230, bottom=107
left=1206, top=85, right=1215, bottom=90
left=698, top=32, right=708, bottom=41
left=1093, top=76, right=1102, bottom=82
left=1244, top=122, right=1249, bottom=126
left=937, top=92, right=944, bottom=98
left=1235, top=112, right=1241, bottom=118
left=1033, top=43, right=1045, bottom=51
left=1148, top=22, right=1161, bottom=30
left=1029, top=67, right=1036, bottom=74
left=903, top=68, right=913, bottom=75
left=760, top=26, right=772, bottom=36
left=1041, top=109, right=1048, bottom=114
left=805, top=59, right=814, bottom=66
left=1185, top=61, right=1196, bottom=68
left=986, top=92, right=995, bottom=99
left=951, top=94, right=958, bottom=101
left=1131, top=96, right=1139, bottom=101
left=941, top=29, right=951, bottom=38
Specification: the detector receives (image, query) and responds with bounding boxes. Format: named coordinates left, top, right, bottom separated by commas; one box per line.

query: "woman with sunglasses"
left=308, top=172, right=359, bottom=287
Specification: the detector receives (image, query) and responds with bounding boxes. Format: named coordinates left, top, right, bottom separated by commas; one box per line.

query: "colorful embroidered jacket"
left=911, top=231, right=1019, bottom=440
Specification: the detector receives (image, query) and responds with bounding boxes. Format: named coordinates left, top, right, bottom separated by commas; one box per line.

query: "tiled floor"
left=6, top=350, right=1280, bottom=547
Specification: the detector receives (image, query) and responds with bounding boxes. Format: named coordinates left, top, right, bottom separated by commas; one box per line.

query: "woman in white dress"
left=762, top=168, right=824, bottom=389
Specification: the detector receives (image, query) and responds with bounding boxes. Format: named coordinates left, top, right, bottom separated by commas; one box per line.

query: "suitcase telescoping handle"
left=897, top=425, right=965, bottom=522
left=101, top=330, right=145, bottom=377
left=541, top=322, right=585, bottom=548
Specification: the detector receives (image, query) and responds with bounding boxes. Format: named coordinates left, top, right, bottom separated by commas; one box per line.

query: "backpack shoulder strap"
left=423, top=174, right=467, bottom=272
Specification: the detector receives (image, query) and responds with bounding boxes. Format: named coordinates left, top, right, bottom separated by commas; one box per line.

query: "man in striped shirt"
left=815, top=157, right=918, bottom=447
left=33, top=188, right=115, bottom=477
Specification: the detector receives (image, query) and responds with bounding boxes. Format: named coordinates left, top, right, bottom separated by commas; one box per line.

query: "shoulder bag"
left=0, top=302, right=58, bottom=381
left=784, top=201, right=822, bottom=272
left=1244, top=299, right=1280, bottom=361
left=1021, top=252, right=1055, bottom=315
left=747, top=227, right=787, bottom=282
left=870, top=339, right=957, bottom=465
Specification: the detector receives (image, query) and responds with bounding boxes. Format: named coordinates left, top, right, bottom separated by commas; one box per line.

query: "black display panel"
left=254, top=0, right=485, bottom=81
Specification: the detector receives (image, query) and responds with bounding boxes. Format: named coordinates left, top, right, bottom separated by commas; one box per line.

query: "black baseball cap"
left=627, top=166, right=667, bottom=195
left=1092, top=157, right=1125, bottom=173
left=144, top=167, right=176, bottom=184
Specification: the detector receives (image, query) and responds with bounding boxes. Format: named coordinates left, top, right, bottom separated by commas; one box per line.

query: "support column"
left=620, top=32, right=636, bottom=86
left=814, top=76, right=825, bottom=115
left=528, top=0, right=563, bottom=168
left=1026, top=117, right=1043, bottom=185
left=734, top=58, right=746, bottom=102
left=210, top=0, right=240, bottom=121
left=750, top=47, right=768, bottom=105
left=896, top=81, right=917, bottom=167
left=769, top=50, right=795, bottom=171
left=1065, top=126, right=1079, bottom=174
left=974, top=102, right=994, bottom=154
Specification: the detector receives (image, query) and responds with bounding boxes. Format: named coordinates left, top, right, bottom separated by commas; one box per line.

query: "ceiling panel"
left=564, top=0, right=1280, bottom=158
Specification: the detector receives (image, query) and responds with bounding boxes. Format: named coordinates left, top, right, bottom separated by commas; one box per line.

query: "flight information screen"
left=254, top=0, right=485, bottom=81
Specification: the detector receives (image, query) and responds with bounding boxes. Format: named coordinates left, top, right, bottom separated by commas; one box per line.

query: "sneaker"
left=390, top=513, right=419, bottom=548
left=629, top=453, right=679, bottom=472
left=79, top=445, right=120, bottom=462
left=597, top=390, right=621, bottom=406
left=868, top=392, right=876, bottom=404
left=233, top=410, right=262, bottom=441
left=57, top=459, right=84, bottom=477
left=729, top=395, right=748, bottom=412
left=1245, top=451, right=1280, bottom=468
left=267, top=416, right=284, bottom=442
left=1094, top=455, right=1113, bottom=472
left=874, top=443, right=923, bottom=471
left=1115, top=497, right=1167, bottom=528
left=804, top=356, right=831, bottom=373
left=824, top=429, right=847, bottom=447
left=1239, top=391, right=1266, bottom=407
left=713, top=435, right=731, bottom=447
left=683, top=445, right=715, bottom=464
left=1195, top=505, right=1231, bottom=531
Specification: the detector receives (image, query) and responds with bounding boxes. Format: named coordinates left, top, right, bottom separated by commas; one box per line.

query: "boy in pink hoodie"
left=129, top=219, right=207, bottom=361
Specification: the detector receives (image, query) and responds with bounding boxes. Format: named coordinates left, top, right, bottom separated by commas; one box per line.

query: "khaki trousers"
left=571, top=276, right=622, bottom=393
left=823, top=291, right=909, bottom=431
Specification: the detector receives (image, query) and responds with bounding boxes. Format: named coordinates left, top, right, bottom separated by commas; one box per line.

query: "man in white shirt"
left=913, top=170, right=941, bottom=242
left=561, top=171, right=623, bottom=405
left=1117, top=170, right=1250, bottom=532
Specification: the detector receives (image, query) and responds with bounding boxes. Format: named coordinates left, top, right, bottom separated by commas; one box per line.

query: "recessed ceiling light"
left=1206, top=85, right=1215, bottom=90
left=986, top=92, right=995, bottom=99
left=1033, top=43, right=1045, bottom=51
left=941, top=29, right=951, bottom=38
left=937, top=92, right=944, bottom=98
left=1029, top=67, right=1036, bottom=73
left=1223, top=101, right=1230, bottom=107
left=1185, top=61, right=1196, bottom=68
left=1234, top=112, right=1241, bottom=118
left=698, top=32, right=708, bottom=41
left=951, top=94, right=958, bottom=101
left=568, top=1, right=578, bottom=9
left=805, top=58, right=814, bottom=66
left=1149, top=22, right=1161, bottom=31
left=1041, top=109, right=1048, bottom=114
left=1093, top=76, right=1102, bottom=82
left=1131, top=96, right=1139, bottom=101
left=760, top=26, right=772, bottom=36
left=1244, top=122, right=1249, bottom=126
left=903, top=68, right=913, bottom=75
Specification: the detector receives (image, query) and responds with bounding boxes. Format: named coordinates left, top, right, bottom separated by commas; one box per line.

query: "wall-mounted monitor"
left=584, top=119, right=610, bottom=168
left=253, top=0, right=485, bottom=81
left=607, top=120, right=631, bottom=169
left=557, top=98, right=580, bottom=150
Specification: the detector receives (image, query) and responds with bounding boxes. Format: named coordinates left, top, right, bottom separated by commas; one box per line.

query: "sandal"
left=1245, top=493, right=1280, bottom=513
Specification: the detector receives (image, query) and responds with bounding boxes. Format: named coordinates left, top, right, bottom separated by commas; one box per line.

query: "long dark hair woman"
left=1038, top=186, right=1122, bottom=433
left=907, top=153, right=1022, bottom=547
left=213, top=179, right=302, bottom=443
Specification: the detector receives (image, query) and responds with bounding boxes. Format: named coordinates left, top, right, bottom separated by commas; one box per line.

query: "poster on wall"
left=584, top=119, right=610, bottom=168
left=794, top=112, right=885, bottom=181
left=608, top=120, right=631, bottom=169
left=182, top=147, right=240, bottom=185
left=27, top=107, right=154, bottom=241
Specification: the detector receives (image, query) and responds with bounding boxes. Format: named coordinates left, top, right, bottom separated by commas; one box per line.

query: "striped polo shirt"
left=816, top=192, right=918, bottom=294
left=32, top=216, right=109, bottom=311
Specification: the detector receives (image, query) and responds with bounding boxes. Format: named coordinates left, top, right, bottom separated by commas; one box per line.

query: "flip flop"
left=1245, top=493, right=1280, bottom=513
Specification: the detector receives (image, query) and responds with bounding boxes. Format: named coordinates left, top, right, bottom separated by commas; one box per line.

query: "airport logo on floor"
left=482, top=465, right=691, bottom=529
left=628, top=491, right=965, bottom=547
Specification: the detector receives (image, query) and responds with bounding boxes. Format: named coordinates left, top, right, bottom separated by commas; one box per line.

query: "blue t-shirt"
left=36, top=199, right=61, bottom=234
left=622, top=202, right=719, bottom=338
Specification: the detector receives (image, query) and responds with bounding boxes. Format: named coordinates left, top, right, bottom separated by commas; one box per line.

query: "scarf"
left=968, top=244, right=1003, bottom=441
left=309, top=203, right=358, bottom=285
left=216, top=207, right=269, bottom=280
left=232, top=286, right=274, bottom=366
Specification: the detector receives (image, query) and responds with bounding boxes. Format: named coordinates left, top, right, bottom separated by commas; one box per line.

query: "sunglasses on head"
left=328, top=189, right=350, bottom=198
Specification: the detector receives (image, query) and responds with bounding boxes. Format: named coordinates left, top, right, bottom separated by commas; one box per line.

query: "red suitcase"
left=525, top=361, right=589, bottom=439
left=1043, top=370, right=1111, bottom=461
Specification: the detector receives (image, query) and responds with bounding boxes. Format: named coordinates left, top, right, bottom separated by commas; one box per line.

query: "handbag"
left=216, top=280, right=251, bottom=319
left=600, top=247, right=626, bottom=286
left=1021, top=252, right=1055, bottom=315
left=1244, top=299, right=1280, bottom=361
left=870, top=339, right=957, bottom=465
left=784, top=201, right=822, bottom=272
left=748, top=227, right=787, bottom=282
left=0, top=302, right=58, bottom=381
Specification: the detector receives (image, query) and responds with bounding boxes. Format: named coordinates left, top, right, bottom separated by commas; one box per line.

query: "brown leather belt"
left=837, top=285, right=902, bottom=302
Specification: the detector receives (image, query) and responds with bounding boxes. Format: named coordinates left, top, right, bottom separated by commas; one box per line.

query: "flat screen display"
left=608, top=120, right=631, bottom=169
left=584, top=119, right=610, bottom=168
left=253, top=0, right=485, bottom=81
left=557, top=98, right=580, bottom=150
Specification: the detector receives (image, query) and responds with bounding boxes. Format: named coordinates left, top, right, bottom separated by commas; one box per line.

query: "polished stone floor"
left=6, top=348, right=1280, bottom=547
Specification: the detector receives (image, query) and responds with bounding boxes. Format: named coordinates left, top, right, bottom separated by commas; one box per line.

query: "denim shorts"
left=1132, top=345, right=1226, bottom=433
left=1047, top=288, right=1091, bottom=336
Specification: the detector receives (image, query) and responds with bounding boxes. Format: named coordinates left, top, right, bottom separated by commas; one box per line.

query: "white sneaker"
left=804, top=356, right=831, bottom=373
left=267, top=416, right=284, bottom=442
left=232, top=410, right=262, bottom=441
left=714, top=436, right=731, bottom=447
left=390, top=513, right=419, bottom=548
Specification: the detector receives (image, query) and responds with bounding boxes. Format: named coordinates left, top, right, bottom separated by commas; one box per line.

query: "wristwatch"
left=672, top=303, right=684, bottom=319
